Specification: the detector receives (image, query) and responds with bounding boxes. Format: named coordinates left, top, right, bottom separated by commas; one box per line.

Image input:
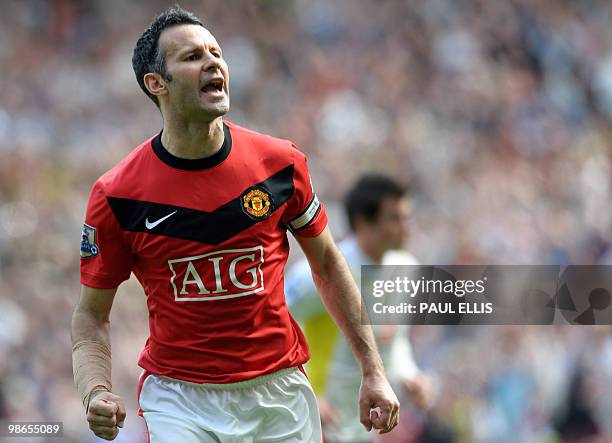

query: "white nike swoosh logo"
left=145, top=210, right=178, bottom=230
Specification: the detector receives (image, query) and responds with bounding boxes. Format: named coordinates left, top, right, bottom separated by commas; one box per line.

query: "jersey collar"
left=152, top=122, right=232, bottom=171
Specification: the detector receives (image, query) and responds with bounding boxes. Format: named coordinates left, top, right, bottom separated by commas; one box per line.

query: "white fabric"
left=285, top=238, right=421, bottom=443
left=139, top=367, right=322, bottom=443
left=288, top=194, right=321, bottom=230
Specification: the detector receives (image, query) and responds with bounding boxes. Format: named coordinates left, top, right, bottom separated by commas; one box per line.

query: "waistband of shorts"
left=157, top=366, right=301, bottom=390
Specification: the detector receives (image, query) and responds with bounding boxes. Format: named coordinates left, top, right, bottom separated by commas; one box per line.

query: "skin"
left=354, top=196, right=411, bottom=265
left=315, top=197, right=411, bottom=430
left=71, top=286, right=124, bottom=441
left=297, top=227, right=400, bottom=434
left=73, top=23, right=400, bottom=441
left=143, top=24, right=230, bottom=159
left=402, top=374, right=434, bottom=410
left=353, top=196, right=434, bottom=411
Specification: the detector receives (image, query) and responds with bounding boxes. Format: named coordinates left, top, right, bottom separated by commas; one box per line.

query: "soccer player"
left=71, top=6, right=399, bottom=442
left=286, top=175, right=433, bottom=443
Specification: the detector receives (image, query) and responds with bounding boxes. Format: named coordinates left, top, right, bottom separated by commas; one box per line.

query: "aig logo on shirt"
left=167, top=246, right=264, bottom=301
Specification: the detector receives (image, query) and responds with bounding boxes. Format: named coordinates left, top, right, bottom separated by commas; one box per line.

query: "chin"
left=194, top=107, right=228, bottom=121
left=201, top=101, right=230, bottom=118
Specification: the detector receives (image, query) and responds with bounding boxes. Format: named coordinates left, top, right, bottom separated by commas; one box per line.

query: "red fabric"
left=136, top=370, right=151, bottom=417
left=281, top=144, right=328, bottom=238
left=81, top=121, right=327, bottom=383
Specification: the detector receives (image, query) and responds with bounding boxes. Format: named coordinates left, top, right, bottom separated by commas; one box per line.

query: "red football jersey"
left=80, top=120, right=327, bottom=383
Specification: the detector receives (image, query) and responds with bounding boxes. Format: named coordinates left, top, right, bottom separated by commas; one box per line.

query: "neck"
left=356, top=236, right=384, bottom=264
left=161, top=116, right=225, bottom=159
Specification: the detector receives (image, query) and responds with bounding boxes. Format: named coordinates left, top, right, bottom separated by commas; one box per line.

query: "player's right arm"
left=71, top=284, right=126, bottom=441
left=75, top=178, right=132, bottom=440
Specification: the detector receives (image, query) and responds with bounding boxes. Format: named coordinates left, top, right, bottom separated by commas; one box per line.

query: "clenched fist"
left=359, top=373, right=400, bottom=434
left=87, top=391, right=126, bottom=441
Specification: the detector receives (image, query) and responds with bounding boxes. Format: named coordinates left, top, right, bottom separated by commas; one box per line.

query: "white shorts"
left=138, top=367, right=322, bottom=443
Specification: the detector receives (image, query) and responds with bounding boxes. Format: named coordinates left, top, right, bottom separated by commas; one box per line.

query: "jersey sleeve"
left=282, top=145, right=328, bottom=237
left=80, top=180, right=133, bottom=289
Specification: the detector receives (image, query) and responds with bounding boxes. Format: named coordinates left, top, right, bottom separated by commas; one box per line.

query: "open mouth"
left=201, top=78, right=224, bottom=94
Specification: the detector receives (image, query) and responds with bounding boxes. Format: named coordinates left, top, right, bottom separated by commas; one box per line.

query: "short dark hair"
left=132, top=6, right=204, bottom=107
left=344, top=174, right=407, bottom=231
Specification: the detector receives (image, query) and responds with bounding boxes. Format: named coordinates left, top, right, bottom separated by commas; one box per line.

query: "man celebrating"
left=71, top=6, right=398, bottom=442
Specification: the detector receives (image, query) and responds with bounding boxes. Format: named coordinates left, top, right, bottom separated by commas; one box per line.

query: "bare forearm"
left=310, top=245, right=384, bottom=376
left=71, top=305, right=111, bottom=345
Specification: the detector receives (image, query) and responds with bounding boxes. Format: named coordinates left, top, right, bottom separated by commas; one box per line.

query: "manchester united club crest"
left=241, top=187, right=273, bottom=219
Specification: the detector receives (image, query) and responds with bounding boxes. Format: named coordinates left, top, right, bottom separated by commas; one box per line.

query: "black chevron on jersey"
left=106, top=164, right=295, bottom=245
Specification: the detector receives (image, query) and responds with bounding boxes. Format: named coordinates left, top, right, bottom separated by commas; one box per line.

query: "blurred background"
left=0, top=0, right=611, bottom=441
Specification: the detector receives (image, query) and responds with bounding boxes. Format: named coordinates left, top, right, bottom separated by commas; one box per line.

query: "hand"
left=317, top=397, right=340, bottom=429
left=359, top=373, right=400, bottom=434
left=402, top=374, right=434, bottom=410
left=86, top=390, right=126, bottom=441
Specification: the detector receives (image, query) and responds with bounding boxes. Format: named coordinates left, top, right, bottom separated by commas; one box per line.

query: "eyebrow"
left=177, top=46, right=200, bottom=56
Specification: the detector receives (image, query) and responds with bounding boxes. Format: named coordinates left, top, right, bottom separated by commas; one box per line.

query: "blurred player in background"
left=286, top=174, right=434, bottom=443
left=71, top=6, right=399, bottom=442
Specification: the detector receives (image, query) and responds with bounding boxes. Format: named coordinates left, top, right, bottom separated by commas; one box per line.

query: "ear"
left=143, top=73, right=168, bottom=99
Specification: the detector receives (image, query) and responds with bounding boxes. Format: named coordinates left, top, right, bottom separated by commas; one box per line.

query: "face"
left=367, top=196, right=410, bottom=251
left=156, top=24, right=230, bottom=120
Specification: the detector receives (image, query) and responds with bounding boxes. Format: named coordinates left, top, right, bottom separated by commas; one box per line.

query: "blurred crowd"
left=0, top=0, right=611, bottom=441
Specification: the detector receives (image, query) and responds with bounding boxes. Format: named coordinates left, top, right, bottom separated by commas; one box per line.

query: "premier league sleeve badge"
left=80, top=223, right=99, bottom=258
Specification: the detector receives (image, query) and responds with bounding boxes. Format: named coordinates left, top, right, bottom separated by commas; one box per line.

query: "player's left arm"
left=296, top=227, right=400, bottom=434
